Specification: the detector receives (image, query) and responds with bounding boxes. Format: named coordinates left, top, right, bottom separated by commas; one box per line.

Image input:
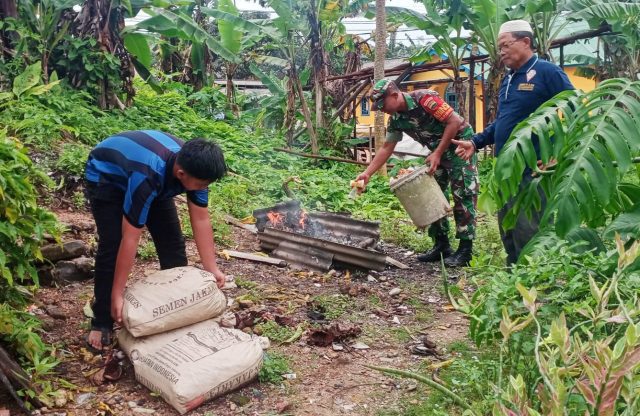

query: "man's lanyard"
left=505, top=55, right=539, bottom=100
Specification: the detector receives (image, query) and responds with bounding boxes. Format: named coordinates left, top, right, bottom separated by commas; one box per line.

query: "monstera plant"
left=483, top=78, right=640, bottom=246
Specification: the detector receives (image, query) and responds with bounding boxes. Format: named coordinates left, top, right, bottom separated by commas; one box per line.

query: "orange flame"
left=299, top=211, right=307, bottom=229
left=267, top=211, right=285, bottom=226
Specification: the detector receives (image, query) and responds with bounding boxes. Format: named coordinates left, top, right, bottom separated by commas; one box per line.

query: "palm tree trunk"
left=373, top=0, right=387, bottom=176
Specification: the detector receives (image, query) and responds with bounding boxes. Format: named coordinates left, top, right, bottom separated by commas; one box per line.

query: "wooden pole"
left=274, top=147, right=395, bottom=168
left=294, top=75, right=318, bottom=154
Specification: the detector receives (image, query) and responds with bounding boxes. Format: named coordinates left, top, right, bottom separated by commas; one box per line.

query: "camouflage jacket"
left=386, top=90, right=471, bottom=152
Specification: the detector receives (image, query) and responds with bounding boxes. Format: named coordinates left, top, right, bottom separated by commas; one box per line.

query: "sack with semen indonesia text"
left=118, top=319, right=264, bottom=414
left=122, top=266, right=227, bottom=337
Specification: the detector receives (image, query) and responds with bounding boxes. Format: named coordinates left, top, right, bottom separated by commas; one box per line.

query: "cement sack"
left=122, top=266, right=227, bottom=337
left=118, top=319, right=264, bottom=414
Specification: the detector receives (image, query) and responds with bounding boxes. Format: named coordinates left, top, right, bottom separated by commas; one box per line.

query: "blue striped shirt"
left=85, top=130, right=208, bottom=227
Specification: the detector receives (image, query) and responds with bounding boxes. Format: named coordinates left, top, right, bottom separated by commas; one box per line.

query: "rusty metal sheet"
left=272, top=241, right=333, bottom=272
left=259, top=227, right=387, bottom=271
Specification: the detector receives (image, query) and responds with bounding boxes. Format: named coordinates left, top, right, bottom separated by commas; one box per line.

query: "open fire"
left=253, top=200, right=387, bottom=271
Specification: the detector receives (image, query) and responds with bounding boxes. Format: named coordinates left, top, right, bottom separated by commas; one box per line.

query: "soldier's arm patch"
left=419, top=94, right=454, bottom=122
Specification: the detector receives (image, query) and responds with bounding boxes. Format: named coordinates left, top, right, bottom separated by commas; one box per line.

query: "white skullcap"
left=499, top=20, right=533, bottom=35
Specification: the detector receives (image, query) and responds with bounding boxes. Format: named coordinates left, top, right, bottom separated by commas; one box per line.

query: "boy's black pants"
left=85, top=184, right=187, bottom=331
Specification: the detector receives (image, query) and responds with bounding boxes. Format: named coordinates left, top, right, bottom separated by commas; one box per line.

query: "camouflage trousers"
left=428, top=139, right=478, bottom=241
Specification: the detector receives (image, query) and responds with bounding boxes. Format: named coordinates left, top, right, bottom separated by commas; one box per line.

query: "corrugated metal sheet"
left=253, top=200, right=386, bottom=271
left=272, top=241, right=333, bottom=272
left=258, top=228, right=387, bottom=271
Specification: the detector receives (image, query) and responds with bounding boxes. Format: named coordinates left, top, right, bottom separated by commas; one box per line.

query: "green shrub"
left=0, top=130, right=60, bottom=401
left=56, top=143, right=90, bottom=178
left=0, top=131, right=59, bottom=286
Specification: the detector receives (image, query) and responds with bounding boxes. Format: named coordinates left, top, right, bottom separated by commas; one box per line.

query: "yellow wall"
left=353, top=65, right=596, bottom=135
left=564, top=66, right=597, bottom=91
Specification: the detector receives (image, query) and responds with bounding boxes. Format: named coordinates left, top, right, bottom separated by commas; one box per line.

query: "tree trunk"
left=293, top=70, right=318, bottom=154
left=0, top=0, right=17, bottom=61
left=226, top=62, right=239, bottom=116
left=73, top=0, right=135, bottom=108
left=453, top=75, right=466, bottom=120
left=308, top=0, right=327, bottom=131
left=0, top=344, right=43, bottom=413
left=0, top=0, right=17, bottom=18
left=315, top=77, right=324, bottom=130
left=485, top=58, right=504, bottom=125
left=373, top=0, right=387, bottom=176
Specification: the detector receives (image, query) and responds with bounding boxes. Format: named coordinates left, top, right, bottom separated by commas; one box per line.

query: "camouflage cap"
left=370, top=79, right=395, bottom=110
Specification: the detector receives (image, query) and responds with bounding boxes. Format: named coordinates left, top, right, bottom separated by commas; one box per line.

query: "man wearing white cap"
left=453, top=20, right=574, bottom=265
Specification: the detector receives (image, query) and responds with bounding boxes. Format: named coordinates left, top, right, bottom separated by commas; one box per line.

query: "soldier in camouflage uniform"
left=354, top=79, right=478, bottom=267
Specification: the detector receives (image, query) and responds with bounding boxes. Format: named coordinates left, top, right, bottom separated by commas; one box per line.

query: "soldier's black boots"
left=444, top=239, right=473, bottom=267
left=417, top=235, right=453, bottom=262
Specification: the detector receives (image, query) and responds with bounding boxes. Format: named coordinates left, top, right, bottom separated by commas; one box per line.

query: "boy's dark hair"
left=512, top=31, right=536, bottom=50
left=177, top=138, right=227, bottom=181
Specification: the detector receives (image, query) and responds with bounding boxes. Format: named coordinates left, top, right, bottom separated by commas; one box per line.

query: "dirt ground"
left=2, top=206, right=471, bottom=416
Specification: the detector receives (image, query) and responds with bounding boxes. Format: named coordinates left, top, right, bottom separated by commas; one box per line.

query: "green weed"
left=235, top=276, right=258, bottom=290
left=71, top=190, right=85, bottom=210
left=55, top=143, right=90, bottom=178
left=137, top=240, right=157, bottom=260
left=254, top=321, right=296, bottom=344
left=258, top=352, right=292, bottom=384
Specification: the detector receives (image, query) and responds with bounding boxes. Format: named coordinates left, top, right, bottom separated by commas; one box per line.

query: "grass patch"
left=414, top=307, right=433, bottom=323
left=311, top=294, right=355, bottom=320
left=367, top=294, right=382, bottom=308
left=377, top=345, right=498, bottom=416
left=389, top=327, right=413, bottom=343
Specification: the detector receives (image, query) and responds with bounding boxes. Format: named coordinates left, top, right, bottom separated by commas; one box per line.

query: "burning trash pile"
left=253, top=201, right=388, bottom=271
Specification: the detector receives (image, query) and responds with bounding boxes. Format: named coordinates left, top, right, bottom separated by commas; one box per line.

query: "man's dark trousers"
left=85, top=184, right=188, bottom=331
left=497, top=173, right=546, bottom=265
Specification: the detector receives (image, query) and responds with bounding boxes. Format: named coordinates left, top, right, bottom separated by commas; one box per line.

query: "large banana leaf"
left=488, top=79, right=640, bottom=237
left=248, top=63, right=285, bottom=95
left=568, top=0, right=640, bottom=23
left=137, top=8, right=237, bottom=62
left=214, top=0, right=243, bottom=57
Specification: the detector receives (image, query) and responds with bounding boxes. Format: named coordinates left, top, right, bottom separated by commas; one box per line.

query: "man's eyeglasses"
left=498, top=39, right=521, bottom=51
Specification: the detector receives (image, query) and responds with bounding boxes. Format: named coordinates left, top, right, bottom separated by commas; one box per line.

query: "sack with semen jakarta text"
left=118, top=319, right=264, bottom=414
left=122, top=266, right=227, bottom=337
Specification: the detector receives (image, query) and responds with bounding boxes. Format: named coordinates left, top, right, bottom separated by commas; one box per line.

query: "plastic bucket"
left=390, top=165, right=451, bottom=229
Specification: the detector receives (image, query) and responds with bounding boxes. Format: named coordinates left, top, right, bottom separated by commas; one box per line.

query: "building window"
left=445, top=83, right=463, bottom=113
left=446, top=93, right=457, bottom=110
left=361, top=97, right=370, bottom=115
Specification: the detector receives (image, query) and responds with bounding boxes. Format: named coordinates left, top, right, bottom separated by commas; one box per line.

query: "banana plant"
left=484, top=78, right=640, bottom=242
left=386, top=0, right=471, bottom=118
left=14, top=0, right=78, bottom=82
left=253, top=0, right=319, bottom=153
left=567, top=0, right=640, bottom=80
left=461, top=0, right=512, bottom=123
left=202, top=0, right=262, bottom=105
left=510, top=0, right=571, bottom=62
